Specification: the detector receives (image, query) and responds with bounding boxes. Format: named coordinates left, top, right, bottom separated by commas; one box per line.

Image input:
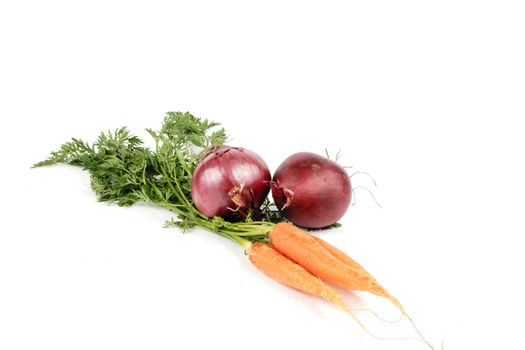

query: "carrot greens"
left=33, top=112, right=271, bottom=246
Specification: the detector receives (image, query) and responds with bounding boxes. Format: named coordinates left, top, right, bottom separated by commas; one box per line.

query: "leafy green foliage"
left=34, top=112, right=272, bottom=244
left=35, top=127, right=153, bottom=206
left=33, top=138, right=94, bottom=167
left=149, top=111, right=227, bottom=148
left=34, top=113, right=223, bottom=209
left=260, top=198, right=287, bottom=223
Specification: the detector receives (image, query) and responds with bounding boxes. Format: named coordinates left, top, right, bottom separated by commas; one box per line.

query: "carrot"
left=269, top=222, right=434, bottom=349
left=311, top=234, right=370, bottom=273
left=310, top=234, right=402, bottom=310
left=248, top=242, right=346, bottom=308
left=311, top=233, right=435, bottom=345
left=248, top=241, right=427, bottom=346
left=269, top=223, right=398, bottom=306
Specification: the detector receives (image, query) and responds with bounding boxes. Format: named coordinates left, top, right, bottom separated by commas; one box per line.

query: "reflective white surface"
left=1, top=1, right=524, bottom=349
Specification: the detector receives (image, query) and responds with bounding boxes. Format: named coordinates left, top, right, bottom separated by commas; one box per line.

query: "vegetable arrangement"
left=34, top=112, right=435, bottom=349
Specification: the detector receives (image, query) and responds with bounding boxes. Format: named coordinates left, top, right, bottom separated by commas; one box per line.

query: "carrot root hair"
left=319, top=284, right=431, bottom=346
left=273, top=224, right=435, bottom=349
left=350, top=308, right=404, bottom=323
left=249, top=242, right=426, bottom=346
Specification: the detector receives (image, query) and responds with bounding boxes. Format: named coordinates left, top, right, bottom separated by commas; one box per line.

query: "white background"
left=1, top=1, right=524, bottom=349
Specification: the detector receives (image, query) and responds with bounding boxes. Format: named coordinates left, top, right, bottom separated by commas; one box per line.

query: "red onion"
left=191, top=146, right=271, bottom=220
left=270, top=152, right=352, bottom=228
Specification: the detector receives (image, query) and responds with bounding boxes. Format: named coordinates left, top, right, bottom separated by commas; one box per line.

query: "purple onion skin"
left=191, top=146, right=271, bottom=220
left=271, top=152, right=352, bottom=229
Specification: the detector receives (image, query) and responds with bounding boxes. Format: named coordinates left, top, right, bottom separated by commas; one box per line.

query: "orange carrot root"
left=270, top=223, right=394, bottom=301
left=310, top=234, right=403, bottom=311
left=248, top=242, right=433, bottom=349
left=249, top=242, right=320, bottom=295
left=311, top=233, right=435, bottom=349
left=248, top=242, right=340, bottom=303
left=268, top=222, right=435, bottom=349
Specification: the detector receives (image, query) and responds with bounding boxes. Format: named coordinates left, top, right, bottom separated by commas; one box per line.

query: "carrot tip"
left=319, top=286, right=347, bottom=310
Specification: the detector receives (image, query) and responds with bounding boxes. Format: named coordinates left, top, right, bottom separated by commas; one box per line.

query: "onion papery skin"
left=271, top=152, right=352, bottom=228
left=191, top=146, right=271, bottom=220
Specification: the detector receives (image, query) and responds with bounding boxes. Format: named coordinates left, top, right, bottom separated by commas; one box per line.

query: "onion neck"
left=268, top=181, right=294, bottom=210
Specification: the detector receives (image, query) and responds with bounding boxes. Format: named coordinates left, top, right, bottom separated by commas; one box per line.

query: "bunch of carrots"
left=34, top=112, right=438, bottom=349
left=248, top=222, right=435, bottom=349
